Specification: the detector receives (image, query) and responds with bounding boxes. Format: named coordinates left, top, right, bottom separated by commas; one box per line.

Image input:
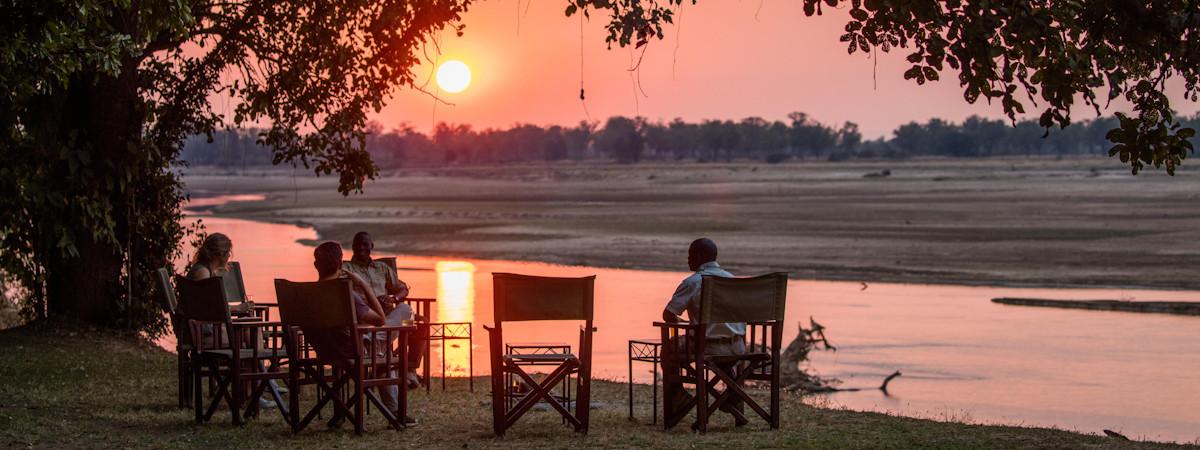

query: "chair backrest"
left=274, top=278, right=358, bottom=329
left=374, top=257, right=398, bottom=273
left=492, top=273, right=595, bottom=323
left=222, top=261, right=247, bottom=302
left=699, top=272, right=788, bottom=324
left=176, top=275, right=232, bottom=324
left=154, top=267, right=179, bottom=315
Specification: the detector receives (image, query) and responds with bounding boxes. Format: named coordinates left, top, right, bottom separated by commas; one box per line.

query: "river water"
left=171, top=195, right=1200, bottom=443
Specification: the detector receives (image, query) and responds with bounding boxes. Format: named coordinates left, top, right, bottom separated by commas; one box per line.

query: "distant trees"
left=183, top=113, right=1200, bottom=168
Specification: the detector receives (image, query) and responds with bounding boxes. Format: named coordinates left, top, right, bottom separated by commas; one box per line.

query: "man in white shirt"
left=662, top=238, right=747, bottom=427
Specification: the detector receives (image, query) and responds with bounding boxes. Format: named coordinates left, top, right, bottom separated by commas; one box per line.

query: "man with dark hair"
left=661, top=238, right=748, bottom=427
left=311, top=241, right=414, bottom=426
left=342, top=231, right=426, bottom=389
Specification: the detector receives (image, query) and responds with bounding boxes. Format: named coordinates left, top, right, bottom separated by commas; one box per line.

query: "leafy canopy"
left=568, top=0, right=1199, bottom=174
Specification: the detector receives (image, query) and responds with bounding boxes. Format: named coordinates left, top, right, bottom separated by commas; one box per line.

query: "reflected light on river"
left=434, top=261, right=475, bottom=377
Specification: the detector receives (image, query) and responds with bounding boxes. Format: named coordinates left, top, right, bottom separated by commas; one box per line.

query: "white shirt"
left=664, top=261, right=744, bottom=338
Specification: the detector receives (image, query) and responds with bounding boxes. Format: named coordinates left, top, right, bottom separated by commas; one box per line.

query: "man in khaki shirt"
left=343, top=231, right=426, bottom=388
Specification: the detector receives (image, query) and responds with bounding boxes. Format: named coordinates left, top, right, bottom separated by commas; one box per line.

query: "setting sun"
left=435, top=60, right=471, bottom=94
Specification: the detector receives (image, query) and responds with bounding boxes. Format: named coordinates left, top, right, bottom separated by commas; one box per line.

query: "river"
left=170, top=195, right=1200, bottom=443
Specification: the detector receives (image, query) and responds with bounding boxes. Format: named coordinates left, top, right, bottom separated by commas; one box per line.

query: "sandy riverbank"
left=182, top=158, right=1200, bottom=291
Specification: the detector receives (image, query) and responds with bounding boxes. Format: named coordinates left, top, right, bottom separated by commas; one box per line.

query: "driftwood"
left=779, top=317, right=901, bottom=394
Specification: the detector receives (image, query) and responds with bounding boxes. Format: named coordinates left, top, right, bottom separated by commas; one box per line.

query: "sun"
left=435, top=60, right=471, bottom=94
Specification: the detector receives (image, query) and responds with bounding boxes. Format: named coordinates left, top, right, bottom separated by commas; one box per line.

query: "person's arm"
left=663, top=277, right=696, bottom=323
left=385, top=268, right=409, bottom=298
left=343, top=270, right=387, bottom=322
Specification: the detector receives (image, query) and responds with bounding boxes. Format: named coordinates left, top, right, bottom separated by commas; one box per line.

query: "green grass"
left=0, top=324, right=1185, bottom=449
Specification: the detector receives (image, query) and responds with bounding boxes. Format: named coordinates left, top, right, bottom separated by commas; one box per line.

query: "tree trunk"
left=46, top=232, right=124, bottom=324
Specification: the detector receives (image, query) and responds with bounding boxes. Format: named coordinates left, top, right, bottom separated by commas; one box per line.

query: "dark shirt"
left=302, top=290, right=372, bottom=366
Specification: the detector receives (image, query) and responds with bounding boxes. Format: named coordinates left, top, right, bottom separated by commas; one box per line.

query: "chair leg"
left=193, top=359, right=204, bottom=423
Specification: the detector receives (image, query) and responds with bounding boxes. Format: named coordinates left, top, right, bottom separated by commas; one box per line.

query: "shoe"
left=402, top=415, right=418, bottom=426
left=326, top=413, right=345, bottom=429
left=406, top=372, right=421, bottom=390
left=258, top=398, right=277, bottom=409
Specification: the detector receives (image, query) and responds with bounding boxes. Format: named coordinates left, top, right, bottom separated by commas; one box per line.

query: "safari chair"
left=178, top=276, right=289, bottom=426
left=153, top=267, right=193, bottom=409
left=224, top=261, right=271, bottom=320
left=655, top=273, right=787, bottom=433
left=485, top=273, right=596, bottom=437
left=275, top=278, right=415, bottom=434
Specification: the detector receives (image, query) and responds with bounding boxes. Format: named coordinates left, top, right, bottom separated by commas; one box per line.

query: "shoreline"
left=182, top=159, right=1200, bottom=294
left=203, top=208, right=1200, bottom=294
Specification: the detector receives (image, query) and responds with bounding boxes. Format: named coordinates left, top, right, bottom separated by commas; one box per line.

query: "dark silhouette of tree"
left=596, top=116, right=645, bottom=164
left=569, top=0, right=1199, bottom=174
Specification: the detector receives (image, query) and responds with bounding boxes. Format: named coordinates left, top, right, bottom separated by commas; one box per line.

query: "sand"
left=182, top=158, right=1200, bottom=291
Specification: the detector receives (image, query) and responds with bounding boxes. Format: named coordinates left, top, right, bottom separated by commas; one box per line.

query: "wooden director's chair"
left=275, top=278, right=414, bottom=434
left=485, top=273, right=596, bottom=437
left=655, top=272, right=787, bottom=433
left=178, top=275, right=289, bottom=426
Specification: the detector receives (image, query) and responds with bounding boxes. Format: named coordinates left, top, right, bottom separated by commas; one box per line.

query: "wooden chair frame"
left=153, top=267, right=193, bottom=409
left=275, top=278, right=414, bottom=435
left=484, top=273, right=596, bottom=437
left=655, top=272, right=787, bottom=433
left=179, top=275, right=289, bottom=426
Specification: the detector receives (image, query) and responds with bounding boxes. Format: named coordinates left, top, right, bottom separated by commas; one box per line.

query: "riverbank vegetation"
left=1, top=323, right=1183, bottom=448
left=181, top=113, right=1200, bottom=169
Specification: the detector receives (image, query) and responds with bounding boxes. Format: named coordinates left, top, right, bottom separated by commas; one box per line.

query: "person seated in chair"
left=341, top=231, right=427, bottom=389
left=661, top=237, right=748, bottom=427
left=186, top=232, right=252, bottom=315
left=313, top=241, right=415, bottom=426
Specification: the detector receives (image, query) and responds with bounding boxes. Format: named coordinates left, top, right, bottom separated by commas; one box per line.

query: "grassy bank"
left=0, top=324, right=1179, bottom=449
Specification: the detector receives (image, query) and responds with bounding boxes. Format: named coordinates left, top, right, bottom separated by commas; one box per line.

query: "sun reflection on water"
left=435, top=261, right=475, bottom=377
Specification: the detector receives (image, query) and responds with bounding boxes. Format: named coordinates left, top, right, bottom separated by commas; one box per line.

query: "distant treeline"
left=181, top=113, right=1200, bottom=168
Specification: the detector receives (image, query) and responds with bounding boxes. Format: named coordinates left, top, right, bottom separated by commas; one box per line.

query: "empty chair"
left=485, top=273, right=596, bottom=436
left=275, top=278, right=415, bottom=434
left=655, top=272, right=787, bottom=432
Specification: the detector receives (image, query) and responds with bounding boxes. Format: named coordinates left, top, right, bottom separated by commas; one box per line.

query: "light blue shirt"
left=665, top=261, right=744, bottom=338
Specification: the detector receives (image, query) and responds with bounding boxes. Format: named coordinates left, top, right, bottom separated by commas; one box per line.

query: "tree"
left=569, top=0, right=1198, bottom=173
left=596, top=116, right=645, bottom=163
left=1, top=0, right=470, bottom=333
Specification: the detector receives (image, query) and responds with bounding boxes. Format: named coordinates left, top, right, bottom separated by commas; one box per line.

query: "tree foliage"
left=570, top=0, right=1199, bottom=174
left=1, top=0, right=470, bottom=333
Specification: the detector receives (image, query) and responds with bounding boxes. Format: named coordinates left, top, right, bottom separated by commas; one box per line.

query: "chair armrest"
left=482, top=324, right=495, bottom=334
left=652, top=321, right=700, bottom=329
left=403, top=297, right=436, bottom=304
left=232, top=316, right=263, bottom=323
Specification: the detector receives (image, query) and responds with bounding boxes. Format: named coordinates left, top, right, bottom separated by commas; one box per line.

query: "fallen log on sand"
left=992, top=298, right=1200, bottom=316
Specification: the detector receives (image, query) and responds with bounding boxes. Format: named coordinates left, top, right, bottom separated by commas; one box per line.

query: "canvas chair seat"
left=505, top=353, right=577, bottom=363
left=199, top=348, right=283, bottom=360
left=704, top=351, right=771, bottom=364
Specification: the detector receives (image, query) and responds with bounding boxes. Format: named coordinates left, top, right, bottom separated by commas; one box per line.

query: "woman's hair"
left=193, top=233, right=233, bottom=271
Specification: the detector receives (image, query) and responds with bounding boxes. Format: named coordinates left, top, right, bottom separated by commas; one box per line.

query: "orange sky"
left=376, top=0, right=1198, bottom=139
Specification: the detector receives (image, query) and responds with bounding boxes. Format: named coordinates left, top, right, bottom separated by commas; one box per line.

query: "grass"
left=0, top=323, right=1186, bottom=449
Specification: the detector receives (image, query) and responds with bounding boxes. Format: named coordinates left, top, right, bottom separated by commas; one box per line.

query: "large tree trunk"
left=46, top=233, right=124, bottom=323
left=38, top=59, right=143, bottom=326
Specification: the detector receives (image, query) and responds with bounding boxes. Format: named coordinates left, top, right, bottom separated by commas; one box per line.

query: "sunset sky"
left=377, top=0, right=1198, bottom=139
